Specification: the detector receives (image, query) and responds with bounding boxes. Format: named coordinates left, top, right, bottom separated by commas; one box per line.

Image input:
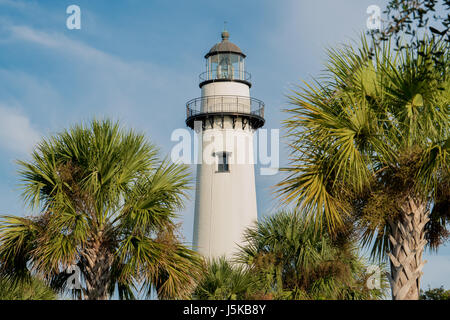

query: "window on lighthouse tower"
left=216, top=152, right=230, bottom=173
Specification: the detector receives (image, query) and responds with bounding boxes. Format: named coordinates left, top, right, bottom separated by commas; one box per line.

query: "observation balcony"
left=185, top=95, right=265, bottom=129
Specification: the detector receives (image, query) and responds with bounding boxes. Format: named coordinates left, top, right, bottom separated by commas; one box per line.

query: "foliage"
left=370, top=0, right=449, bottom=79
left=0, top=119, right=203, bottom=299
left=420, top=285, right=450, bottom=299
left=0, top=276, right=56, bottom=300
left=278, top=35, right=449, bottom=257
left=237, top=211, right=389, bottom=300
left=192, top=257, right=266, bottom=300
left=375, top=0, right=449, bottom=39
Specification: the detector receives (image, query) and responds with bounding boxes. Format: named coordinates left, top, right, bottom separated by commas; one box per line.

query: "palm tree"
left=238, top=211, right=388, bottom=300
left=0, top=119, right=203, bottom=300
left=278, top=37, right=449, bottom=299
left=0, top=276, right=56, bottom=300
left=192, top=257, right=266, bottom=300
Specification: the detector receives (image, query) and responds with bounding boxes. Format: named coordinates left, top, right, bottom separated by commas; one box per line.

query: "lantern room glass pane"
left=207, top=53, right=244, bottom=81
left=218, top=54, right=231, bottom=79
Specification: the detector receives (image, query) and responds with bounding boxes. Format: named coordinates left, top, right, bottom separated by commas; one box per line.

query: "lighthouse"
left=186, top=30, right=265, bottom=259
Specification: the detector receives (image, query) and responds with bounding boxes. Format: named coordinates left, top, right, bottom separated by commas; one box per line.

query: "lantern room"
left=200, top=30, right=251, bottom=86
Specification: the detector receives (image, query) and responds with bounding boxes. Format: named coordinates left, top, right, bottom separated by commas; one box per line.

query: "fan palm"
left=238, top=211, right=388, bottom=300
left=0, top=276, right=56, bottom=300
left=192, top=257, right=265, bottom=300
left=278, top=36, right=449, bottom=299
left=0, top=119, right=202, bottom=300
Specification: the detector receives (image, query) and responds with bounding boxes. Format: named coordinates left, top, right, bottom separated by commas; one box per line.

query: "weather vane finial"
left=221, top=21, right=229, bottom=40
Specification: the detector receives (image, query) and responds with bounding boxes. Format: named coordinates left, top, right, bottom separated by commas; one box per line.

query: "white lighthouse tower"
left=186, top=30, right=265, bottom=259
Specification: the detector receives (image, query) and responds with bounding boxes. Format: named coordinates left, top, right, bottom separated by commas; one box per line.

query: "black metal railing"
left=186, top=95, right=264, bottom=119
left=199, top=70, right=251, bottom=84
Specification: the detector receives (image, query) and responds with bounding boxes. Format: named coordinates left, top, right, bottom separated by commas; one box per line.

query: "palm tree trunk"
left=388, top=196, right=429, bottom=300
left=81, top=238, right=113, bottom=300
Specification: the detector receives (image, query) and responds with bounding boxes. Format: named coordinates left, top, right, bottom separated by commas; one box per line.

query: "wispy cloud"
left=0, top=103, right=41, bottom=155
left=8, top=24, right=129, bottom=67
left=0, top=0, right=27, bottom=9
left=2, top=22, right=194, bottom=151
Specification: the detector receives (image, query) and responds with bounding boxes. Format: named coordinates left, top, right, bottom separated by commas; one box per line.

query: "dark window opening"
left=217, top=152, right=230, bottom=173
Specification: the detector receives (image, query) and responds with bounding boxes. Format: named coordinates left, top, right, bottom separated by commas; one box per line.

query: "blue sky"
left=0, top=0, right=448, bottom=290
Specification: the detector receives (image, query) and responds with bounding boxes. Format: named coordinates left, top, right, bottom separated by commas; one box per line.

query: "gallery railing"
left=186, top=95, right=264, bottom=118
left=185, top=95, right=265, bottom=129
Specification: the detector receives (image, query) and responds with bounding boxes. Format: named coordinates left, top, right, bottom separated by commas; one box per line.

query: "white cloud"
left=6, top=23, right=190, bottom=101
left=4, top=24, right=194, bottom=148
left=0, top=104, right=41, bottom=154
left=9, top=25, right=119, bottom=63
left=7, top=24, right=167, bottom=83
